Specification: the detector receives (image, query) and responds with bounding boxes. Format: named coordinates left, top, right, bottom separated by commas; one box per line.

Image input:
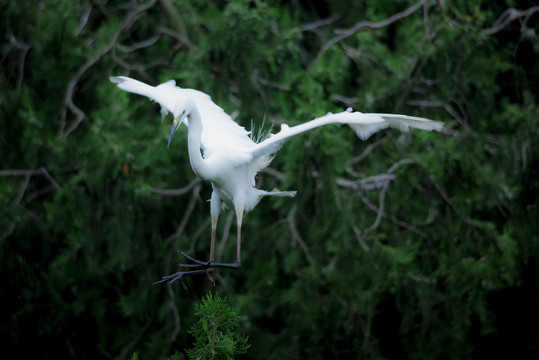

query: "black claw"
left=152, top=268, right=209, bottom=291
left=153, top=251, right=241, bottom=289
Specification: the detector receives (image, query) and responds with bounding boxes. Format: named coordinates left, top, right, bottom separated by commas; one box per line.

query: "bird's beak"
left=167, top=117, right=181, bottom=148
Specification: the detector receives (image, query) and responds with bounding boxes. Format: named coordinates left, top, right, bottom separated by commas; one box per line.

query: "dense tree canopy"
left=1, top=0, right=538, bottom=359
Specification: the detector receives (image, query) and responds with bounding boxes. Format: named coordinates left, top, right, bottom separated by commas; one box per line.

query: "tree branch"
left=320, top=0, right=428, bottom=55
left=336, top=174, right=395, bottom=191
left=0, top=167, right=61, bottom=190
left=483, top=6, right=539, bottom=36
left=432, top=180, right=486, bottom=230
left=149, top=177, right=202, bottom=196
left=59, top=0, right=159, bottom=137
left=287, top=204, right=315, bottom=266
left=300, top=14, right=343, bottom=32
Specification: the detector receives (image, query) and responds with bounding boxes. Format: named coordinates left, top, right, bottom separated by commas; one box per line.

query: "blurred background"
left=1, top=0, right=538, bottom=358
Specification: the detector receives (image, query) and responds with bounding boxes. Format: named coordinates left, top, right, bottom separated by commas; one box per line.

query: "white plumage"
left=110, top=75, right=443, bottom=284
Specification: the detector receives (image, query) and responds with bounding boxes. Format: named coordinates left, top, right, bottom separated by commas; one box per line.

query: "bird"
left=110, top=76, right=443, bottom=287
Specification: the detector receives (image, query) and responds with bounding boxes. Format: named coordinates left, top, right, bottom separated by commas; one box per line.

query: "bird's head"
left=167, top=100, right=192, bottom=148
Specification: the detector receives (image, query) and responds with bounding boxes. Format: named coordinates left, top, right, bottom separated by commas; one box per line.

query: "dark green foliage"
left=187, top=293, right=249, bottom=360
left=1, top=0, right=538, bottom=359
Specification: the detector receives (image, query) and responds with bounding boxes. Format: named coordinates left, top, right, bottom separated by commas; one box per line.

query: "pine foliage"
left=187, top=293, right=249, bottom=360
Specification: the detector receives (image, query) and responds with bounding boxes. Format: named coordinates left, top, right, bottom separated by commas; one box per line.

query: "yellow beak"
left=167, top=118, right=181, bottom=148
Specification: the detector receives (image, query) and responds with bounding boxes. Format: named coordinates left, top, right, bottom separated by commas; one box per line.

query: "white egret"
left=109, top=76, right=443, bottom=286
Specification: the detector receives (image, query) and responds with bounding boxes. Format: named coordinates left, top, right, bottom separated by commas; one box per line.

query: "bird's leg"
left=208, top=198, right=243, bottom=267
left=209, top=191, right=220, bottom=262
left=154, top=195, right=245, bottom=286
left=176, top=198, right=243, bottom=270
left=233, top=202, right=243, bottom=266
left=208, top=195, right=243, bottom=268
left=172, top=191, right=220, bottom=270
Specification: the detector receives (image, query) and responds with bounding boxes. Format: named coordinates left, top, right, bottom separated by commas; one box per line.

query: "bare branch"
left=387, top=158, right=415, bottom=174
left=300, top=14, right=343, bottom=32
left=330, top=94, right=358, bottom=108
left=159, top=0, right=193, bottom=48
left=260, top=167, right=287, bottom=182
left=348, top=135, right=390, bottom=166
left=116, top=35, right=161, bottom=53
left=358, top=189, right=431, bottom=242
left=158, top=27, right=195, bottom=50
left=74, top=5, right=92, bottom=36
left=432, top=180, right=486, bottom=229
left=365, top=181, right=390, bottom=233
left=483, top=6, right=539, bottom=36
left=165, top=184, right=201, bottom=247
left=0, top=167, right=61, bottom=190
left=336, top=174, right=395, bottom=191
left=352, top=225, right=370, bottom=252
left=287, top=204, right=316, bottom=266
left=6, top=34, right=31, bottom=98
left=149, top=177, right=202, bottom=196
left=60, top=0, right=159, bottom=137
left=320, top=0, right=428, bottom=55
left=23, top=185, right=58, bottom=204
left=339, top=158, right=429, bottom=239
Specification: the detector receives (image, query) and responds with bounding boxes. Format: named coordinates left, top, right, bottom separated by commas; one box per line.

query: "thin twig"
left=432, top=180, right=485, bottom=229
left=483, top=6, right=539, bottom=36
left=336, top=174, right=395, bottom=191
left=387, top=158, right=415, bottom=174
left=74, top=5, right=92, bottom=36
left=116, top=35, right=161, bottom=53
left=300, top=14, right=343, bottom=32
left=330, top=94, right=358, bottom=108
left=166, top=285, right=181, bottom=341
left=358, top=191, right=431, bottom=242
left=165, top=184, right=201, bottom=247
left=260, top=167, right=287, bottom=182
left=149, top=177, right=202, bottom=196
left=0, top=167, right=61, bottom=189
left=158, top=27, right=195, bottom=50
left=60, top=0, right=159, bottom=137
left=341, top=158, right=425, bottom=238
left=159, top=0, right=192, bottom=48
left=6, top=34, right=30, bottom=98
left=348, top=135, right=390, bottom=166
left=364, top=181, right=389, bottom=233
left=15, top=175, right=31, bottom=204
left=320, top=0, right=427, bottom=55
left=287, top=204, right=315, bottom=266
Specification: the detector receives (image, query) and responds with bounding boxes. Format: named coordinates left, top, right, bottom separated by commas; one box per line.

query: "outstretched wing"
left=110, top=76, right=255, bottom=157
left=247, top=110, right=443, bottom=159
left=110, top=76, right=179, bottom=117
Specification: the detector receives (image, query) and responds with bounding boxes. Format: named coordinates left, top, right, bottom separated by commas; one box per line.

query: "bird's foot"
left=178, top=251, right=241, bottom=270
left=177, top=251, right=214, bottom=268
left=152, top=268, right=214, bottom=291
left=152, top=251, right=241, bottom=290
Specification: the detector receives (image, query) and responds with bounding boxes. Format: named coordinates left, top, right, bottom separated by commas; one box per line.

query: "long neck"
left=186, top=104, right=214, bottom=180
